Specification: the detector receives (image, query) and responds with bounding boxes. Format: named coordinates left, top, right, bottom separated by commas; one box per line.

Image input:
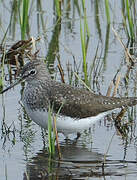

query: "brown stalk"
left=57, top=63, right=65, bottom=83
left=112, top=27, right=134, bottom=64
left=106, top=81, right=113, bottom=97
left=112, top=74, right=121, bottom=97
left=53, top=116, right=61, bottom=159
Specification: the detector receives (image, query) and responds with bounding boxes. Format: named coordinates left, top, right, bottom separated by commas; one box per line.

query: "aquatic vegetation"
left=0, top=51, right=5, bottom=91
left=105, top=0, right=110, bottom=25
left=54, top=0, right=61, bottom=17
left=48, top=106, right=56, bottom=158
left=48, top=105, right=61, bottom=159
left=19, top=0, right=30, bottom=39
left=122, top=0, right=136, bottom=41
left=80, top=1, right=90, bottom=86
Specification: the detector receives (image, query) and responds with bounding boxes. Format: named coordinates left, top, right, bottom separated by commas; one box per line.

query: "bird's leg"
left=76, top=132, right=81, bottom=140
left=64, top=132, right=81, bottom=144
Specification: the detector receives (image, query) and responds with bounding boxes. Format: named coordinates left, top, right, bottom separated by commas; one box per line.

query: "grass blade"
left=19, top=0, right=30, bottom=39
left=126, top=0, right=135, bottom=40
left=105, top=0, right=110, bottom=24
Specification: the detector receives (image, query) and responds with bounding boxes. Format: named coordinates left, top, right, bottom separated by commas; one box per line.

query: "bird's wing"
left=49, top=83, right=137, bottom=118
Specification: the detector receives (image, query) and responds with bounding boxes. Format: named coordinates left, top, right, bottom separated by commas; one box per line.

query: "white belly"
left=24, top=104, right=116, bottom=135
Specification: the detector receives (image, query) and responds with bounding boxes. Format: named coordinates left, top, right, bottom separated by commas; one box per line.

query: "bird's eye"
left=29, top=69, right=36, bottom=75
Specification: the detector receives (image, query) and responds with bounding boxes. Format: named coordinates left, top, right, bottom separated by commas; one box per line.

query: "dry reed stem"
left=106, top=81, right=113, bottom=97
left=112, top=74, right=121, bottom=97
left=15, top=55, right=20, bottom=71
left=104, top=75, right=123, bottom=164
left=53, top=116, right=61, bottom=159
left=57, top=63, right=65, bottom=83
left=31, top=37, right=36, bottom=54
left=103, top=132, right=116, bottom=165
left=74, top=72, right=93, bottom=92
left=106, top=74, right=121, bottom=97
left=112, top=27, right=134, bottom=64
left=115, top=108, right=127, bottom=136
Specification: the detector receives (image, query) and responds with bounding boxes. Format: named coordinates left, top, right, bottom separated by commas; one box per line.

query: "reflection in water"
left=24, top=142, right=137, bottom=179
left=24, top=143, right=104, bottom=179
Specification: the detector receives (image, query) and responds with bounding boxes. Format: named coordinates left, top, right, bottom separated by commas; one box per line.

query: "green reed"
left=94, top=0, right=102, bottom=41
left=48, top=106, right=55, bottom=157
left=0, top=49, right=5, bottom=92
left=105, top=0, right=110, bottom=24
left=121, top=0, right=135, bottom=41
left=80, top=1, right=90, bottom=86
left=125, top=0, right=135, bottom=40
left=81, top=0, right=90, bottom=36
left=9, top=0, right=18, bottom=39
left=103, top=24, right=110, bottom=69
left=80, top=20, right=87, bottom=85
left=19, top=0, right=30, bottom=39
left=54, top=0, right=61, bottom=17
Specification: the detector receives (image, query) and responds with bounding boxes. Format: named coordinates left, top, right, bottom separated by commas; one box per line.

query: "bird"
left=1, top=59, right=137, bottom=136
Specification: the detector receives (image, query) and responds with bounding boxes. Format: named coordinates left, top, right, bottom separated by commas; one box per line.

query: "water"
left=0, top=1, right=137, bottom=179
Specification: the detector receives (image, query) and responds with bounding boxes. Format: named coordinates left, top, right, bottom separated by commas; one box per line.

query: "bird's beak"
left=0, top=77, right=22, bottom=94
